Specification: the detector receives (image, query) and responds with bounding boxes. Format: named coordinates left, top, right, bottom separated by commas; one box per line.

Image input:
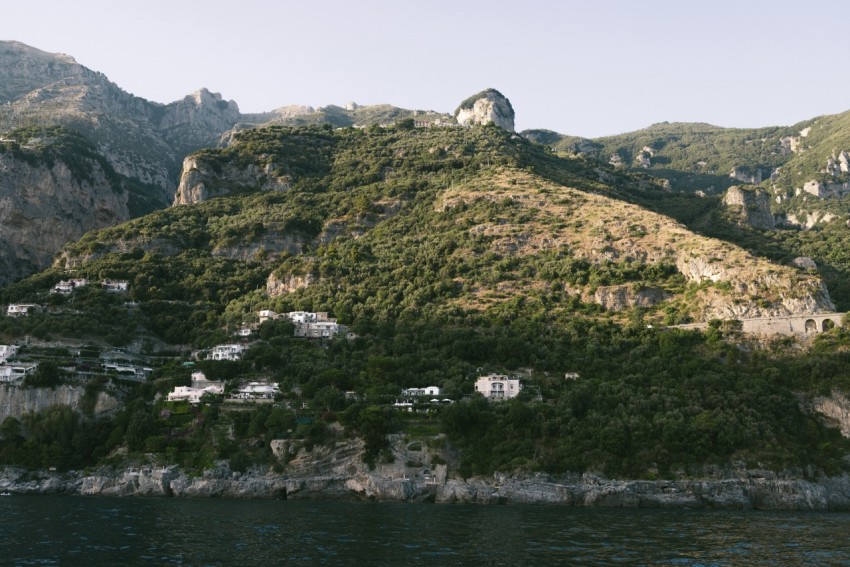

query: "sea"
left=1, top=495, right=849, bottom=566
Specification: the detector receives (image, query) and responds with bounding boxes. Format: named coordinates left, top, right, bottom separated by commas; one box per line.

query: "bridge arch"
left=805, top=319, right=818, bottom=334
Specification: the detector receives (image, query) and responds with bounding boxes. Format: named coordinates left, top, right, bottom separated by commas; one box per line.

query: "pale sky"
left=2, top=0, right=849, bottom=138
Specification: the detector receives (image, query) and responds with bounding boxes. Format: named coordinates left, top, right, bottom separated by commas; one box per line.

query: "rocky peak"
left=454, top=88, right=515, bottom=131
left=0, top=41, right=83, bottom=103
left=158, top=88, right=240, bottom=131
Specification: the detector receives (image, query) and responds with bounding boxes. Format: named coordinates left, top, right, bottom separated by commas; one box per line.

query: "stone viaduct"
left=673, top=313, right=845, bottom=337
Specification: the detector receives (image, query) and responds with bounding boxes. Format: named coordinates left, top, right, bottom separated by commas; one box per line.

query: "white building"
left=51, top=278, right=88, bottom=294
left=166, top=386, right=205, bottom=404
left=166, top=371, right=225, bottom=404
left=474, top=374, right=522, bottom=401
left=0, top=345, right=19, bottom=364
left=0, top=362, right=38, bottom=383
left=190, top=370, right=224, bottom=393
left=402, top=386, right=441, bottom=397
left=233, top=381, right=279, bottom=400
left=257, top=310, right=344, bottom=339
left=294, top=320, right=341, bottom=339
left=258, top=310, right=278, bottom=324
left=287, top=311, right=317, bottom=324
left=209, top=344, right=246, bottom=361
left=102, top=280, right=129, bottom=292
left=6, top=304, right=37, bottom=317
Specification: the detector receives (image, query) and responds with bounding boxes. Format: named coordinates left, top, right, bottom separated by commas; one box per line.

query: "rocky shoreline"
left=3, top=465, right=850, bottom=510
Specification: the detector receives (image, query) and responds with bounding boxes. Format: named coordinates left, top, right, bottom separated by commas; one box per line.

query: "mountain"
left=524, top=111, right=850, bottom=230
left=3, top=44, right=850, bottom=490
left=3, top=122, right=850, bottom=484
left=0, top=41, right=450, bottom=286
left=0, top=127, right=131, bottom=283
left=523, top=111, right=850, bottom=311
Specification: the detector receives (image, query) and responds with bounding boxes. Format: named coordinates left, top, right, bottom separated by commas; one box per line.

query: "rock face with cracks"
left=455, top=89, right=515, bottom=131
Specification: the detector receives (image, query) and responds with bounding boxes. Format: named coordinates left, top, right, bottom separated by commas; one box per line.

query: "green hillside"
left=2, top=124, right=850, bottom=480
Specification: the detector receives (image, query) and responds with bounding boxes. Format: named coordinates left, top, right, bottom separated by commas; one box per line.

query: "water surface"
left=2, top=496, right=848, bottom=565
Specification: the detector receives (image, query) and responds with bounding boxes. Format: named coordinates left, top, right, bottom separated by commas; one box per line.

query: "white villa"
left=6, top=304, right=38, bottom=317
left=0, top=345, right=19, bottom=364
left=166, top=386, right=206, bottom=404
left=209, top=344, right=246, bottom=361
left=232, top=381, right=280, bottom=400
left=294, top=319, right=340, bottom=339
left=102, top=280, right=129, bottom=292
left=474, top=374, right=522, bottom=401
left=190, top=370, right=224, bottom=393
left=257, top=310, right=344, bottom=339
left=0, top=362, right=38, bottom=383
left=402, top=386, right=441, bottom=397
left=258, top=309, right=278, bottom=324
left=166, top=371, right=224, bottom=404
left=51, top=278, right=88, bottom=294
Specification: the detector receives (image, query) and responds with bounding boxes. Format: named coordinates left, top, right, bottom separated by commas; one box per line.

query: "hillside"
left=3, top=124, right=850, bottom=484
left=526, top=111, right=850, bottom=221
left=0, top=41, right=451, bottom=286
left=524, top=110, right=850, bottom=311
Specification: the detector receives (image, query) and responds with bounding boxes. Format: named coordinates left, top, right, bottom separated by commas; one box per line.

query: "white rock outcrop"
left=722, top=185, right=775, bottom=229
left=454, top=89, right=515, bottom=131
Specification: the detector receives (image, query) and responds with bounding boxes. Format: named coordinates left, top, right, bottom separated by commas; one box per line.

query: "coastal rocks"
left=431, top=473, right=850, bottom=510
left=78, top=466, right=178, bottom=497
left=722, top=185, right=775, bottom=229
left=454, top=89, right=515, bottom=132
left=5, top=463, right=850, bottom=510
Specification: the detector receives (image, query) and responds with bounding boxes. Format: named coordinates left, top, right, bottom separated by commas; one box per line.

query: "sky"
left=3, top=0, right=850, bottom=138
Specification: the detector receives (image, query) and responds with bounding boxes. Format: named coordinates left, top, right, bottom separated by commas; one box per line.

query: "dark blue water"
left=1, top=496, right=849, bottom=565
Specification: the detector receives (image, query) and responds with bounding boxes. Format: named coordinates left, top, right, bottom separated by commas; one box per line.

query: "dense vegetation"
left=2, top=123, right=850, bottom=480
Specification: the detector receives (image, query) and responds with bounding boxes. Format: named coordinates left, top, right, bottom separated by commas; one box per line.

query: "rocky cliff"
left=722, top=185, right=775, bottom=229
left=4, top=461, right=850, bottom=510
left=0, top=140, right=130, bottom=284
left=173, top=153, right=291, bottom=205
left=455, top=89, right=515, bottom=131
left=0, top=384, right=119, bottom=420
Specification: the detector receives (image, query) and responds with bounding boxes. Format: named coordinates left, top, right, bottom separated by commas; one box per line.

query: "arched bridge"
left=673, top=312, right=845, bottom=337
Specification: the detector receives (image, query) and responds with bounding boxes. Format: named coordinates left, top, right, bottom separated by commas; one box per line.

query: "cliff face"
left=455, top=89, right=515, bottom=131
left=723, top=185, right=775, bottom=229
left=0, top=149, right=129, bottom=284
left=173, top=154, right=290, bottom=205
left=156, top=89, right=241, bottom=155
left=5, top=448, right=850, bottom=510
left=0, top=384, right=119, bottom=420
